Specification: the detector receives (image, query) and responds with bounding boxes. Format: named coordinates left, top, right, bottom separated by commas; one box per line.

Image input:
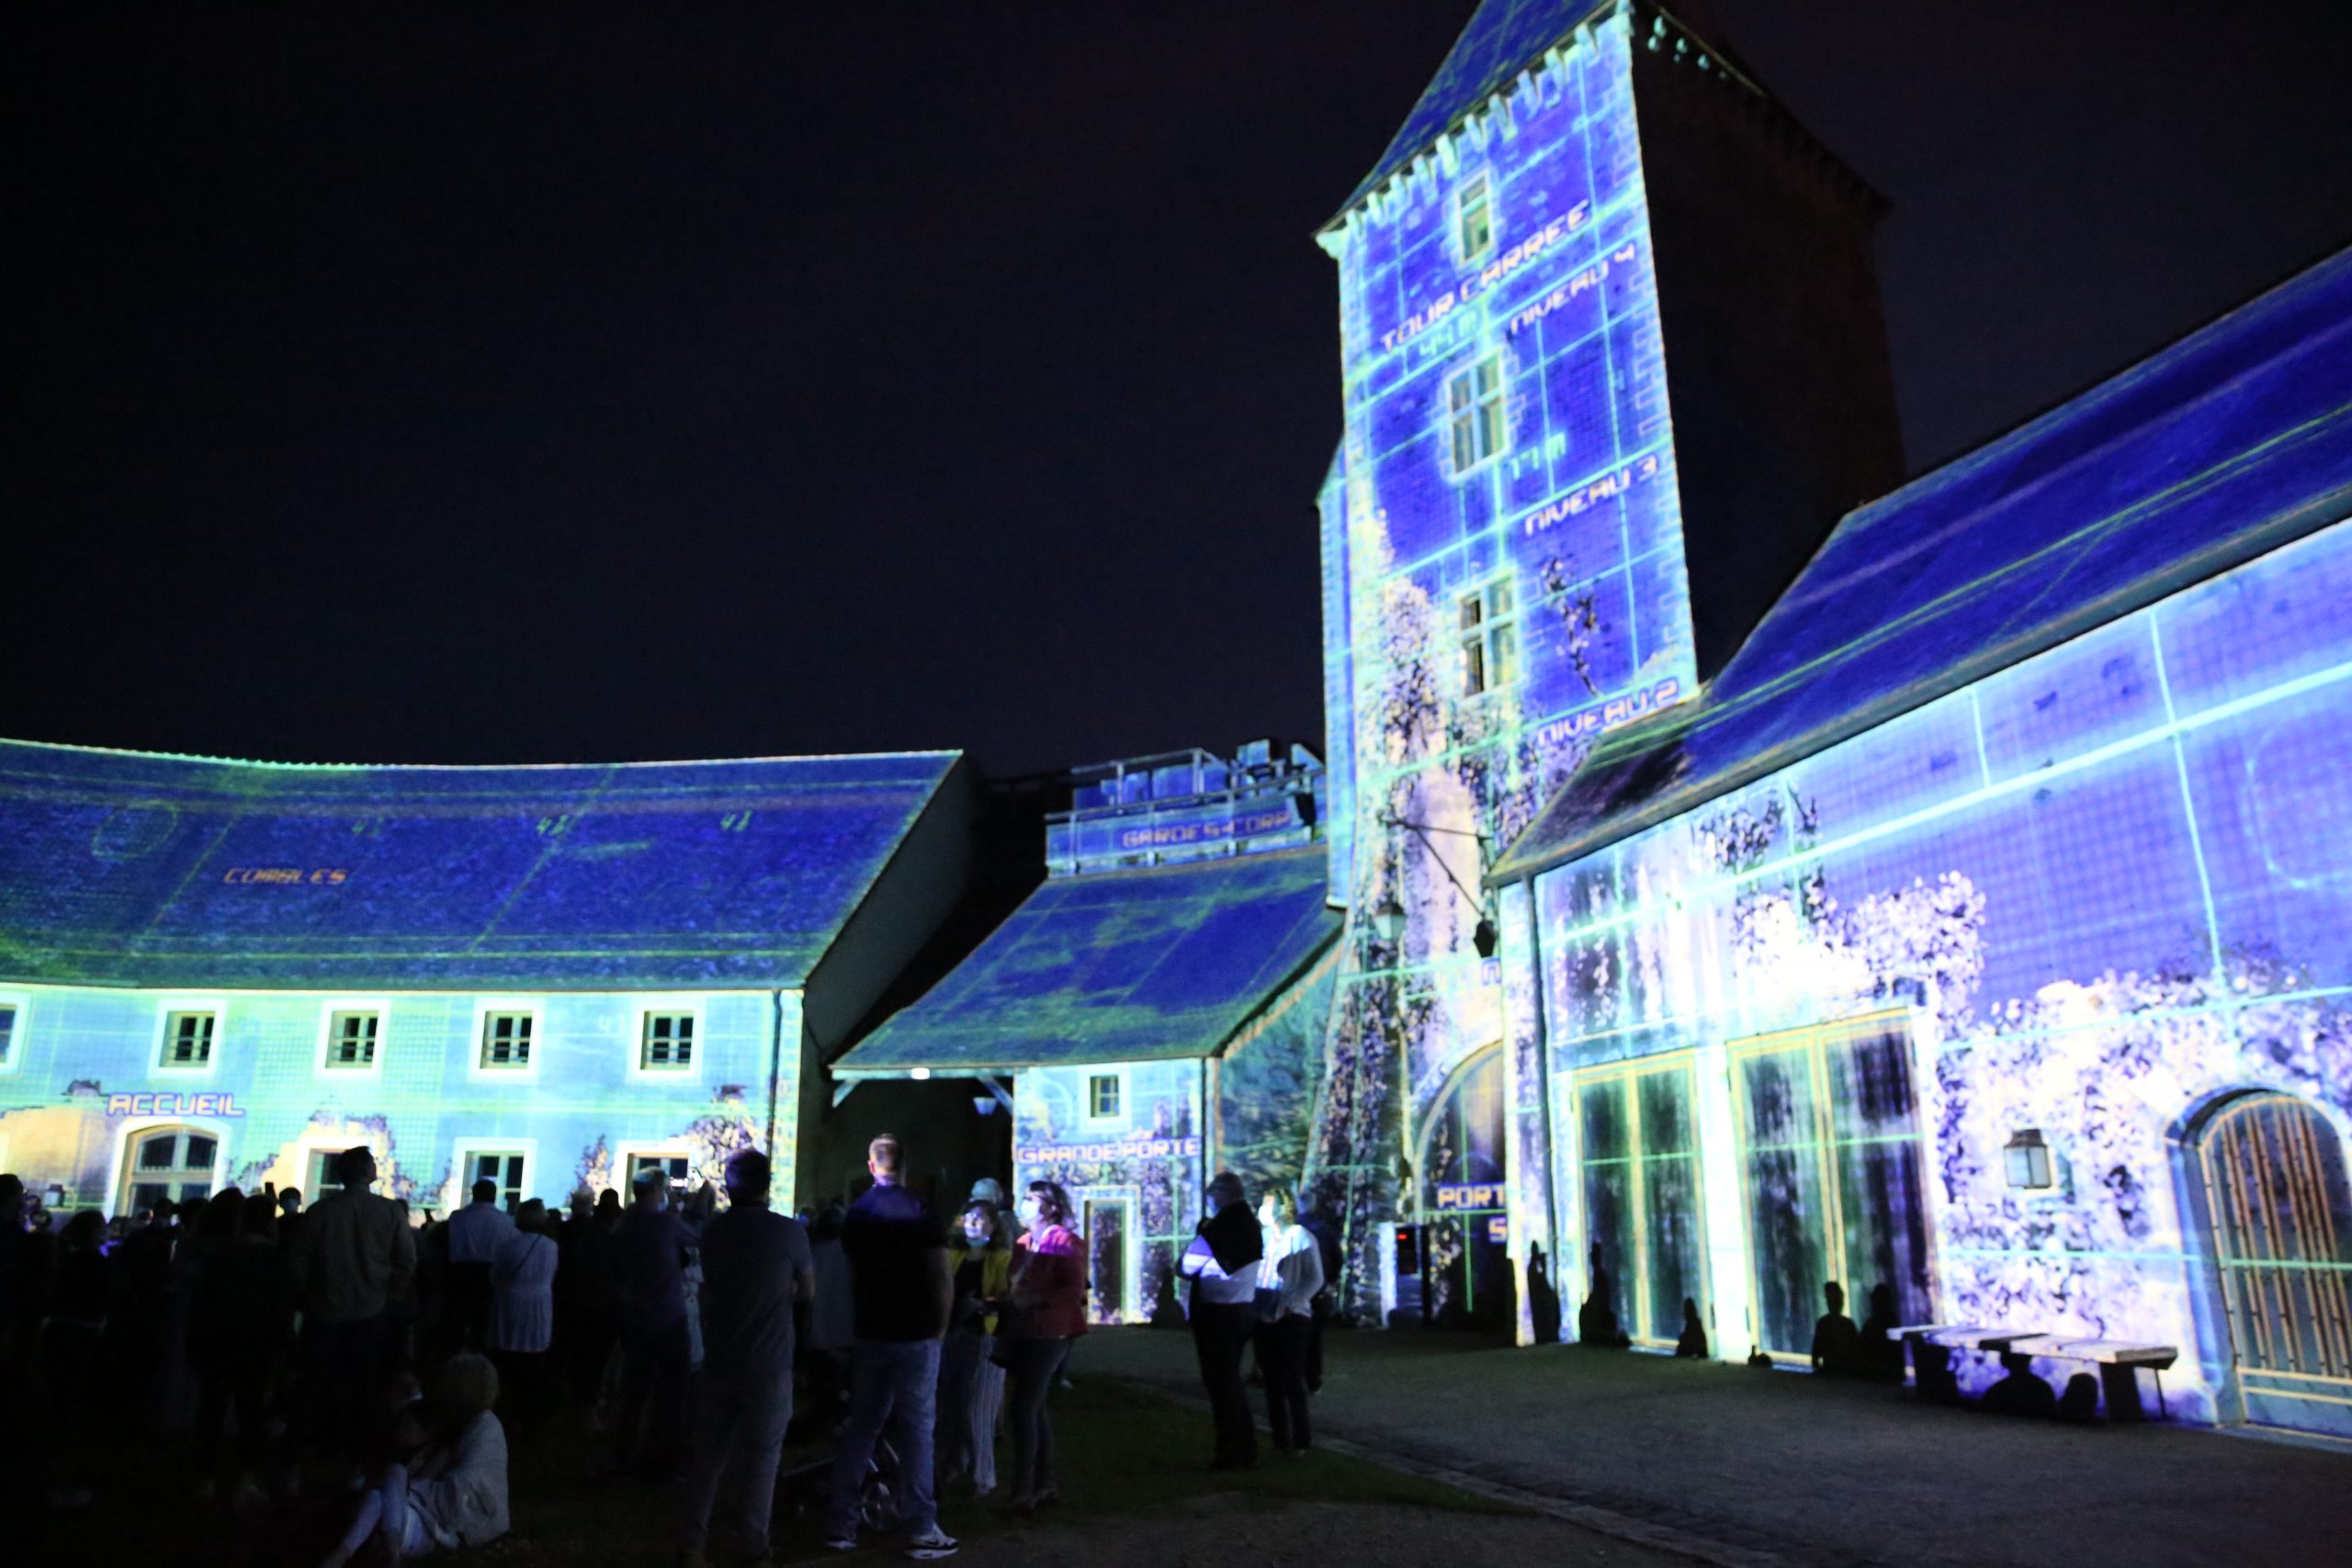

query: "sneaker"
left=905, top=1524, right=959, bottom=1560
left=823, top=1528, right=861, bottom=1552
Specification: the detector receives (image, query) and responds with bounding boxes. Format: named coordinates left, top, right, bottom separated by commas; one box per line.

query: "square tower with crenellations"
left=1309, top=0, right=1903, bottom=1324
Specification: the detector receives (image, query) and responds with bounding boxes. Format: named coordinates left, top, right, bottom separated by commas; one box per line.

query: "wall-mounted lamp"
left=1377, top=815, right=1499, bottom=959
left=2004, top=1129, right=2052, bottom=1190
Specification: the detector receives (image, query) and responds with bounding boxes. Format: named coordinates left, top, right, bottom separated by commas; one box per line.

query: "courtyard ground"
left=1080, top=1323, right=2352, bottom=1568
left=11, top=1370, right=1679, bottom=1568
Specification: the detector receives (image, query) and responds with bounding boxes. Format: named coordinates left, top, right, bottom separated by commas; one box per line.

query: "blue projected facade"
left=0, top=741, right=969, bottom=1217
left=1309, top=6, right=1694, bottom=1321
left=1316, top=0, right=2352, bottom=1443
left=1485, top=236, right=2352, bottom=1435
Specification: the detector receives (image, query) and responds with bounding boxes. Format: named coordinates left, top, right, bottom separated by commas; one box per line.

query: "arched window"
left=120, top=1124, right=217, bottom=1215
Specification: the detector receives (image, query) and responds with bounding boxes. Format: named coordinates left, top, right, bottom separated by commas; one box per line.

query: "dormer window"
left=1458, top=173, right=1494, bottom=262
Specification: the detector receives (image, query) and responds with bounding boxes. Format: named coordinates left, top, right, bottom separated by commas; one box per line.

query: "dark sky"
left=8, top=4, right=2350, bottom=777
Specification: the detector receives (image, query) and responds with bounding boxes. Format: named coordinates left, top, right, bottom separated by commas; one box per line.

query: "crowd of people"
left=0, top=1145, right=1354, bottom=1565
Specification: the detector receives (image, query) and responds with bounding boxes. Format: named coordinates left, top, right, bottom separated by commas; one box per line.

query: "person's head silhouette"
left=1823, top=1280, right=1846, bottom=1315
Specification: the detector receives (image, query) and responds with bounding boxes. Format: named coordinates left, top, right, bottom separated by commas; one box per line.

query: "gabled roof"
left=0, top=739, right=960, bottom=990
left=1493, top=243, right=2352, bottom=882
left=1326, top=0, right=1609, bottom=230
left=834, top=846, right=1341, bottom=1076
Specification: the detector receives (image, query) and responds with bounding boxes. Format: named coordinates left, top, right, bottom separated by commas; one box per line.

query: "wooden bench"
left=1884, top=1325, right=2177, bottom=1420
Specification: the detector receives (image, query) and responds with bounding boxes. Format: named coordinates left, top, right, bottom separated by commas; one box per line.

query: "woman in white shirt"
left=489, top=1201, right=560, bottom=1440
left=1256, top=1185, right=1324, bottom=1453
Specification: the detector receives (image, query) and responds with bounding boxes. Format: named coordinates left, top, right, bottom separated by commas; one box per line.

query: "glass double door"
left=1729, top=1010, right=1933, bottom=1362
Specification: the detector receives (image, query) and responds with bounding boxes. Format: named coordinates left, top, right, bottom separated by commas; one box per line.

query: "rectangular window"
left=1459, top=579, right=1519, bottom=695
left=628, top=1154, right=691, bottom=1191
left=1729, top=1010, right=1934, bottom=1361
left=0, top=1003, right=16, bottom=1065
left=470, top=1151, right=526, bottom=1210
left=307, top=1149, right=340, bottom=1198
left=162, top=1010, right=215, bottom=1068
left=1446, top=354, right=1508, bottom=474
left=1575, top=1056, right=1707, bottom=1347
left=640, top=1012, right=695, bottom=1069
left=480, top=1011, right=533, bottom=1069
left=1088, top=1073, right=1123, bottom=1120
left=1457, top=173, right=1494, bottom=261
left=326, top=1010, right=379, bottom=1069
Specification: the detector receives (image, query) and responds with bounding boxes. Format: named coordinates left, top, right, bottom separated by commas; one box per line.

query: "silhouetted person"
left=1180, top=1171, right=1262, bottom=1470
left=42, top=1209, right=111, bottom=1508
left=1810, top=1281, right=1860, bottom=1377
left=1526, top=1244, right=1562, bottom=1345
left=677, top=1150, right=813, bottom=1568
left=447, top=1177, right=515, bottom=1350
left=1675, top=1296, right=1709, bottom=1359
left=290, top=1147, right=416, bottom=1465
left=1256, top=1187, right=1322, bottom=1453
left=822, top=1134, right=957, bottom=1560
left=608, top=1167, right=690, bottom=1480
left=2057, top=1371, right=2101, bottom=1422
left=192, top=1190, right=295, bottom=1495
left=1982, top=1350, right=2058, bottom=1417
left=488, top=1200, right=559, bottom=1439
left=1858, top=1282, right=1904, bottom=1382
left=1301, top=1206, right=1341, bottom=1391
left=1577, top=1244, right=1624, bottom=1347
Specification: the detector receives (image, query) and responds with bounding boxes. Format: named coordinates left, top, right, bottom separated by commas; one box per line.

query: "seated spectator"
left=1982, top=1351, right=2058, bottom=1418
left=319, top=1353, right=510, bottom=1566
left=1674, top=1296, right=1709, bottom=1359
left=1577, top=1245, right=1626, bottom=1348
left=1810, top=1281, right=1860, bottom=1377
left=1858, top=1282, right=1905, bottom=1382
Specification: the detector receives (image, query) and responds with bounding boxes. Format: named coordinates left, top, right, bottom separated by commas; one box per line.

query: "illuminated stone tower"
left=1308, top=0, right=1903, bottom=1325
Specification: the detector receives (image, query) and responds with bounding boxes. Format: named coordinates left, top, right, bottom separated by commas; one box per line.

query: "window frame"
left=1444, top=353, right=1510, bottom=477
left=629, top=997, right=707, bottom=1081
left=1081, top=1067, right=1129, bottom=1129
left=615, top=1142, right=699, bottom=1204
left=468, top=998, right=544, bottom=1082
left=1456, top=171, right=1495, bottom=264
left=447, top=1137, right=537, bottom=1215
left=109, top=1117, right=229, bottom=1218
left=153, top=998, right=226, bottom=1077
left=316, top=998, right=390, bottom=1078
left=1458, top=576, right=1521, bottom=697
left=0, top=990, right=26, bottom=1075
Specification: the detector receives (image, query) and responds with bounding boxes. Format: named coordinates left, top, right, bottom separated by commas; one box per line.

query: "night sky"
left=9, top=4, right=2350, bottom=778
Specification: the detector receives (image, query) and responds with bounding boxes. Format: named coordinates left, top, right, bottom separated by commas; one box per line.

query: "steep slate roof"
left=1326, top=0, right=1608, bottom=229
left=1494, top=243, right=2352, bottom=882
left=0, top=739, right=959, bottom=990
left=834, top=846, right=1341, bottom=1075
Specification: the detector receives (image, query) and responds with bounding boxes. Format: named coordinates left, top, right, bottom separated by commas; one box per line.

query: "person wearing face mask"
left=997, top=1181, right=1085, bottom=1515
left=1253, top=1186, right=1323, bottom=1454
left=937, top=1200, right=1012, bottom=1496
left=1179, top=1171, right=1262, bottom=1471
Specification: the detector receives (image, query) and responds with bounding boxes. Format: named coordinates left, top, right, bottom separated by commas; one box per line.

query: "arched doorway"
left=1417, top=1046, right=1512, bottom=1332
left=119, top=1124, right=220, bottom=1215
left=2193, top=1092, right=2352, bottom=1438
